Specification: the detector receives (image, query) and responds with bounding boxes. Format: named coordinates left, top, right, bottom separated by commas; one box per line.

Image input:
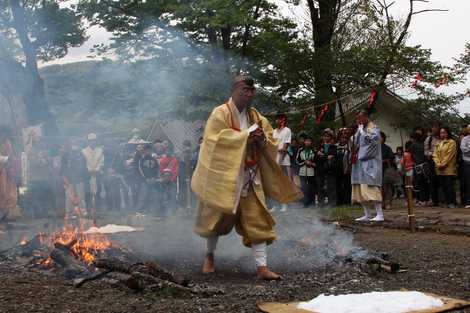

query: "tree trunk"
left=307, top=0, right=338, bottom=120
left=238, top=0, right=262, bottom=73
left=10, top=0, right=56, bottom=133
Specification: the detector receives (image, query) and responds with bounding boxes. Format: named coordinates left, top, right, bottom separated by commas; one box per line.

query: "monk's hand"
left=249, top=128, right=266, bottom=147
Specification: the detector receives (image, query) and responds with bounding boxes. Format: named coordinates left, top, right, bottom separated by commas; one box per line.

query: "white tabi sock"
left=207, top=236, right=218, bottom=254
left=252, top=242, right=267, bottom=267
left=372, top=202, right=384, bottom=221
left=355, top=204, right=371, bottom=221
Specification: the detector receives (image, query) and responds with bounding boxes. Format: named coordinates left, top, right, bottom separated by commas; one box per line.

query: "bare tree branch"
left=412, top=9, right=449, bottom=15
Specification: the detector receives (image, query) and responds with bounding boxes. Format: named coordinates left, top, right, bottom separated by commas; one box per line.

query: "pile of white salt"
left=297, top=291, right=444, bottom=313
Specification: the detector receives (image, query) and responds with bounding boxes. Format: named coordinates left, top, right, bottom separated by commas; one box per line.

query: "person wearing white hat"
left=82, top=133, right=105, bottom=213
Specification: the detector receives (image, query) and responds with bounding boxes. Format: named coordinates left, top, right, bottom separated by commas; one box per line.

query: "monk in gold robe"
left=191, top=75, right=302, bottom=280
left=0, top=129, right=19, bottom=222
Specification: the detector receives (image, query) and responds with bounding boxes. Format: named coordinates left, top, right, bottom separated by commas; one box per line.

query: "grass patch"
left=320, top=205, right=362, bottom=220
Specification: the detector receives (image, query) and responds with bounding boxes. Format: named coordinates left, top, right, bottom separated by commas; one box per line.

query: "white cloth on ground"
left=297, top=291, right=444, bottom=313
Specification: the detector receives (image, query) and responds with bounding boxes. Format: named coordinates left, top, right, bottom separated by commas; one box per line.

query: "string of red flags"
left=267, top=87, right=382, bottom=125
left=368, top=88, right=378, bottom=109
left=410, top=72, right=424, bottom=89
left=267, top=69, right=468, bottom=129
left=434, top=75, right=450, bottom=88
left=411, top=68, right=468, bottom=90
left=315, top=103, right=330, bottom=124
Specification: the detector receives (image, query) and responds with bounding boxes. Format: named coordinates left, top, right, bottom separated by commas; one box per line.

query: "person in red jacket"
left=158, top=146, right=179, bottom=215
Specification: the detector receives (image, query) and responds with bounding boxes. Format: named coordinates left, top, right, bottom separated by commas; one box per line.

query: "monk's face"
left=232, top=82, right=255, bottom=110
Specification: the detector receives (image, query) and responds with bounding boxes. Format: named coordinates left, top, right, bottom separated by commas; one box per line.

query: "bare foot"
left=202, top=253, right=215, bottom=274
left=256, top=266, right=281, bottom=280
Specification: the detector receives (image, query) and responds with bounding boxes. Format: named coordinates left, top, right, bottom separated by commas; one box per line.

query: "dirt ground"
left=1, top=210, right=470, bottom=313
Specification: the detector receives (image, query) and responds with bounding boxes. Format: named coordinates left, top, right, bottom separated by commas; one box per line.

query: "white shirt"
left=82, top=146, right=104, bottom=173
left=273, top=127, right=292, bottom=166
left=0, top=155, right=8, bottom=164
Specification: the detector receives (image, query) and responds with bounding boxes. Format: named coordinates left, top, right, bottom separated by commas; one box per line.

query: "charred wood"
left=50, top=246, right=88, bottom=278
left=73, top=269, right=112, bottom=288
left=94, top=258, right=188, bottom=286
left=366, top=256, right=401, bottom=273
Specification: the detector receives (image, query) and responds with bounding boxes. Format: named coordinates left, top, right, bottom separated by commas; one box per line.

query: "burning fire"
left=50, top=225, right=112, bottom=265
left=20, top=210, right=116, bottom=267
left=19, top=237, right=28, bottom=246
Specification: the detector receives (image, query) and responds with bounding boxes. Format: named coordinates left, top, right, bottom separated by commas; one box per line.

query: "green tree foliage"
left=32, top=1, right=469, bottom=136
left=0, top=0, right=86, bottom=131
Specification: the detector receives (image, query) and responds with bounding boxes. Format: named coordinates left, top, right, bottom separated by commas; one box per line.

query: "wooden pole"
left=405, top=175, right=415, bottom=232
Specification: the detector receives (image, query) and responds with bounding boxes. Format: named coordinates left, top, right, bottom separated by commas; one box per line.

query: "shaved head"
left=231, top=75, right=256, bottom=111
left=231, top=75, right=255, bottom=92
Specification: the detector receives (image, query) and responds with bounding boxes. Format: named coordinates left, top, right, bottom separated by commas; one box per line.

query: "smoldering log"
left=49, top=241, right=89, bottom=278
left=131, top=272, right=193, bottom=294
left=106, top=272, right=142, bottom=290
left=366, top=256, right=400, bottom=273
left=19, top=234, right=47, bottom=257
left=94, top=258, right=224, bottom=295
left=142, top=262, right=189, bottom=286
left=94, top=258, right=188, bottom=286
left=132, top=272, right=224, bottom=296
left=54, top=239, right=78, bottom=251
left=93, top=258, right=133, bottom=273
left=73, top=269, right=112, bottom=288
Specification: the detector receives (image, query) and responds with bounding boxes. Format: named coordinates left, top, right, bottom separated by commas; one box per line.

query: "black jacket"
left=316, top=143, right=338, bottom=176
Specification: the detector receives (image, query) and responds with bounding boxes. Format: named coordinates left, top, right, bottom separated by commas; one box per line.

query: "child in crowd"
left=394, top=146, right=405, bottom=198
left=401, top=142, right=415, bottom=177
left=400, top=142, right=415, bottom=203
left=296, top=136, right=316, bottom=207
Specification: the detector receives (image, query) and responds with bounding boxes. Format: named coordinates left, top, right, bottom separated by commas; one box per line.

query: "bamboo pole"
left=405, top=175, right=415, bottom=232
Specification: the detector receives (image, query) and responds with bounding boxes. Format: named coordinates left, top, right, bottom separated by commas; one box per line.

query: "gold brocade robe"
left=191, top=100, right=303, bottom=247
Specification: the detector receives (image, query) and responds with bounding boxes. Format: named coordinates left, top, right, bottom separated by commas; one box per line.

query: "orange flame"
left=49, top=226, right=112, bottom=265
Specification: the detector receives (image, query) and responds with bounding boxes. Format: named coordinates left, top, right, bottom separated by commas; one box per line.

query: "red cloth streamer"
left=368, top=89, right=378, bottom=109
left=316, top=103, right=329, bottom=124
left=411, top=72, right=423, bottom=89
left=435, top=75, right=449, bottom=88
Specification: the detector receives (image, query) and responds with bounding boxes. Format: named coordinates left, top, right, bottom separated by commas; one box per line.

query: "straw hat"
left=87, top=133, right=97, bottom=140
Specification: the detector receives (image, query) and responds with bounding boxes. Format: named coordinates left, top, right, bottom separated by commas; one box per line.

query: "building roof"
left=335, top=88, right=408, bottom=122
left=148, top=119, right=204, bottom=154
